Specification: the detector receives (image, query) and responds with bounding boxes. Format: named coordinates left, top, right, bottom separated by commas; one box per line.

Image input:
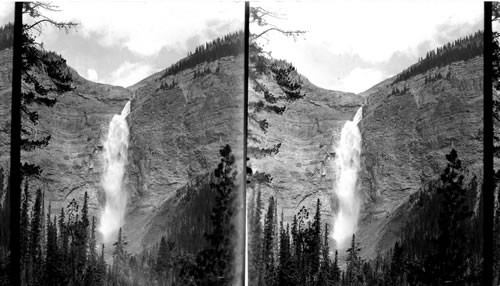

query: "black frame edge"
left=484, top=2, right=494, bottom=286
left=9, top=2, right=22, bottom=286
left=243, top=2, right=249, bottom=286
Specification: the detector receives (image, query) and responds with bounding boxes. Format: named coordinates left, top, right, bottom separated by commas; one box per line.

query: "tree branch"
left=251, top=27, right=306, bottom=41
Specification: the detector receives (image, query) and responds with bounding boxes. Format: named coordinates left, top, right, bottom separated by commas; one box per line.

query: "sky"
left=253, top=1, right=483, bottom=94
left=28, top=2, right=243, bottom=88
left=0, top=1, right=484, bottom=92
left=0, top=2, right=13, bottom=26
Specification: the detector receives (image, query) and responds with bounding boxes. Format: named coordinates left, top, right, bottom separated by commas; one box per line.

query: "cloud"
left=34, top=2, right=243, bottom=86
left=342, top=68, right=385, bottom=94
left=41, top=2, right=243, bottom=57
left=0, top=3, right=13, bottom=26
left=105, top=61, right=157, bottom=88
left=86, top=68, right=99, bottom=82
left=264, top=1, right=481, bottom=63
left=258, top=0, right=482, bottom=92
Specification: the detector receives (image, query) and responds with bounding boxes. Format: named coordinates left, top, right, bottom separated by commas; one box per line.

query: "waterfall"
left=99, top=100, right=131, bottom=243
left=332, top=107, right=363, bottom=248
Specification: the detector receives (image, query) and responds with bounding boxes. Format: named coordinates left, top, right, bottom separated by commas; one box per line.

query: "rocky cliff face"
left=26, top=70, right=132, bottom=216
left=0, top=48, right=11, bottom=172
left=0, top=48, right=12, bottom=206
left=247, top=63, right=363, bottom=229
left=248, top=56, right=483, bottom=260
left=124, top=55, right=244, bottom=252
left=28, top=53, right=243, bottom=254
left=358, top=56, right=483, bottom=258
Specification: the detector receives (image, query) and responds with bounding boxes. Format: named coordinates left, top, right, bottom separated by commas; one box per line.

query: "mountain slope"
left=358, top=56, right=483, bottom=258
left=124, top=54, right=244, bottom=252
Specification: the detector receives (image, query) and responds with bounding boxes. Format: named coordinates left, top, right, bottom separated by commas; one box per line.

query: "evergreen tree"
left=432, top=149, right=474, bottom=284
left=161, top=31, right=244, bottom=79
left=29, top=189, right=44, bottom=285
left=393, top=30, right=482, bottom=84
left=263, top=196, right=276, bottom=285
left=0, top=23, right=12, bottom=52
left=45, top=203, right=58, bottom=285
left=155, top=236, right=174, bottom=285
left=95, top=244, right=107, bottom=285
left=332, top=250, right=340, bottom=283
left=187, top=144, right=238, bottom=285
left=112, top=228, right=128, bottom=285
left=277, top=211, right=293, bottom=285
left=21, top=2, right=76, bottom=178
left=74, top=192, right=90, bottom=283
left=249, top=189, right=264, bottom=286
left=19, top=181, right=30, bottom=284
left=345, top=234, right=362, bottom=285
left=310, top=199, right=322, bottom=280
left=384, top=149, right=480, bottom=285
left=84, top=216, right=99, bottom=286
left=66, top=199, right=80, bottom=283
left=319, top=223, right=332, bottom=286
left=389, top=242, right=405, bottom=285
left=290, top=214, right=299, bottom=285
left=58, top=207, right=70, bottom=285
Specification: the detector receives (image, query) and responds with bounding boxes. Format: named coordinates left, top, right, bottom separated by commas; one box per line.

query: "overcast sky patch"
left=35, top=2, right=243, bottom=87
left=256, top=1, right=482, bottom=93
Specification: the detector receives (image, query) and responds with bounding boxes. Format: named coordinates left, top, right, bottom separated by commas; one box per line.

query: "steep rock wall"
left=358, top=56, right=483, bottom=258
left=0, top=48, right=11, bottom=172
left=125, top=55, right=244, bottom=252
left=248, top=68, right=363, bottom=227
left=0, top=48, right=12, bottom=208
left=27, top=71, right=132, bottom=221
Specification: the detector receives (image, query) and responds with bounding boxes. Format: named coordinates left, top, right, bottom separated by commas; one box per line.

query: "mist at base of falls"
left=99, top=100, right=131, bottom=243
left=332, top=107, right=363, bottom=249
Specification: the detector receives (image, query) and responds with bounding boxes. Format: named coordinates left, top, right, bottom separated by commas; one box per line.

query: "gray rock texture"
left=358, top=57, right=483, bottom=258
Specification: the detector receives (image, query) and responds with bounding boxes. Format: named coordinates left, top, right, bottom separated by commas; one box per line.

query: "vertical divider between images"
left=9, top=3, right=22, bottom=286
left=484, top=2, right=494, bottom=286
left=243, top=2, right=249, bottom=286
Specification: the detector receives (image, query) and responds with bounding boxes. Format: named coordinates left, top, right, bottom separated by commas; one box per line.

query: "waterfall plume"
left=99, top=100, right=131, bottom=243
left=332, top=107, right=362, bottom=248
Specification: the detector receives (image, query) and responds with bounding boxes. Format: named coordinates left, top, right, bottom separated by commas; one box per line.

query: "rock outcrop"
left=27, top=70, right=132, bottom=217
left=0, top=48, right=11, bottom=171
left=124, top=55, right=244, bottom=252
left=0, top=48, right=12, bottom=206
left=247, top=63, right=363, bottom=229
left=358, top=56, right=483, bottom=258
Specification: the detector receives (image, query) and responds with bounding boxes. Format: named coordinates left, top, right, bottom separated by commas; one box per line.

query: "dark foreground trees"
left=19, top=189, right=104, bottom=285
left=108, top=144, right=240, bottom=286
left=246, top=149, right=481, bottom=286
left=18, top=144, right=240, bottom=286
left=180, top=144, right=239, bottom=285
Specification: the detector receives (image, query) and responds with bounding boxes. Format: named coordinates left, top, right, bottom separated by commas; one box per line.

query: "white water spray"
left=332, top=107, right=363, bottom=248
left=99, top=100, right=131, bottom=243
